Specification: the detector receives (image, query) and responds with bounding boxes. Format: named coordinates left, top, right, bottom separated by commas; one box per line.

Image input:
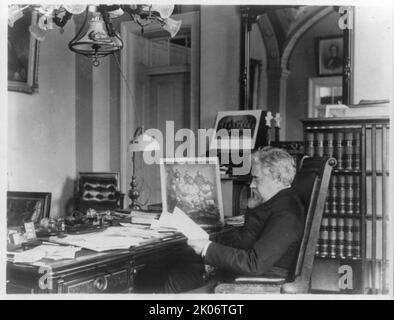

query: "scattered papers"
left=49, top=226, right=175, bottom=252
left=152, top=207, right=209, bottom=240
left=9, top=245, right=81, bottom=263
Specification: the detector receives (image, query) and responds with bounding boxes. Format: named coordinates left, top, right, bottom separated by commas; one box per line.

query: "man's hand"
left=187, top=238, right=211, bottom=256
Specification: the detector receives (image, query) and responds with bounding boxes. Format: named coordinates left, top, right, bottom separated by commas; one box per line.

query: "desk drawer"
left=61, top=269, right=129, bottom=293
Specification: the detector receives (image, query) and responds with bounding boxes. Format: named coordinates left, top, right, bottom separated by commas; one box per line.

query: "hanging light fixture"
left=161, top=18, right=182, bottom=38
left=9, top=4, right=182, bottom=67
left=69, top=6, right=123, bottom=67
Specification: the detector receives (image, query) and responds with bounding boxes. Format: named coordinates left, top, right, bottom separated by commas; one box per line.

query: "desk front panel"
left=6, top=227, right=235, bottom=294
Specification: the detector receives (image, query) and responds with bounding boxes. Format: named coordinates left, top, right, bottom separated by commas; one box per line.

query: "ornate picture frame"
left=7, top=191, right=51, bottom=227
left=8, top=10, right=40, bottom=94
left=317, top=36, right=343, bottom=76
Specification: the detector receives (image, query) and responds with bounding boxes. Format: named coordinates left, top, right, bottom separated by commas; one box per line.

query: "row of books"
left=324, top=175, right=360, bottom=215
left=306, top=131, right=360, bottom=170
left=316, top=217, right=361, bottom=259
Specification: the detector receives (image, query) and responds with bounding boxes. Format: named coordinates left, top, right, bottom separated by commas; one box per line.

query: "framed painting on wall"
left=317, top=36, right=343, bottom=76
left=8, top=9, right=40, bottom=93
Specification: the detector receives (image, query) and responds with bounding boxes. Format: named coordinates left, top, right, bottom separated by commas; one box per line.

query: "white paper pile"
left=50, top=226, right=169, bottom=251
left=10, top=245, right=81, bottom=263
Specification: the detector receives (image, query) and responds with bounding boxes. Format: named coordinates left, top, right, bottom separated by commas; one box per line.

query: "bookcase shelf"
left=302, top=116, right=390, bottom=294
left=317, top=213, right=383, bottom=220
left=323, top=213, right=361, bottom=219
left=333, top=169, right=362, bottom=174
left=316, top=254, right=362, bottom=261
left=332, top=170, right=389, bottom=176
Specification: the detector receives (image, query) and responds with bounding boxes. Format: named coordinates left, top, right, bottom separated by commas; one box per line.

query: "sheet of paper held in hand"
left=152, top=207, right=209, bottom=240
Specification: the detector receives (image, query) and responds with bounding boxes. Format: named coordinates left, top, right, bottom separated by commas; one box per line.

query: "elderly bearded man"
left=134, top=147, right=305, bottom=293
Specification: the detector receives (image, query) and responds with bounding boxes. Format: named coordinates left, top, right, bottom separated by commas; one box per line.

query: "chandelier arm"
left=97, top=7, right=114, bottom=36
left=53, top=11, right=72, bottom=28
left=120, top=5, right=139, bottom=23
left=68, top=7, right=89, bottom=50
left=98, top=4, right=121, bottom=13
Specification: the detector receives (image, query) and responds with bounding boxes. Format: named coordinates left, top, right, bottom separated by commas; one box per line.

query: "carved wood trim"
left=281, top=6, right=334, bottom=70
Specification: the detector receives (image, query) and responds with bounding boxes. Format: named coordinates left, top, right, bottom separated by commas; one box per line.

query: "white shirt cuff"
left=201, top=240, right=212, bottom=258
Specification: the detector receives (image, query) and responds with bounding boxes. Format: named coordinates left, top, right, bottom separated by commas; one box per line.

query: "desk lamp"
left=128, top=127, right=160, bottom=210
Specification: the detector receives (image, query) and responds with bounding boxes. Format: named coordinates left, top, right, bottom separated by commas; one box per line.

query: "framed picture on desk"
left=160, top=157, right=224, bottom=226
left=7, top=191, right=51, bottom=227
left=210, top=110, right=263, bottom=151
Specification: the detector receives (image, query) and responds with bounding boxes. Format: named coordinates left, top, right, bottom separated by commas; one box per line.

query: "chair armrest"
left=235, top=276, right=286, bottom=285
left=280, top=276, right=309, bottom=294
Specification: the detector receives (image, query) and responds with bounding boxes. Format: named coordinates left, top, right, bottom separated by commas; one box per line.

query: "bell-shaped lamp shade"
left=69, top=11, right=123, bottom=58
left=129, top=130, right=160, bottom=153
left=63, top=5, right=87, bottom=15
left=150, top=5, right=175, bottom=19
left=162, top=17, right=182, bottom=38
left=36, top=5, right=60, bottom=16
left=108, top=8, right=125, bottom=19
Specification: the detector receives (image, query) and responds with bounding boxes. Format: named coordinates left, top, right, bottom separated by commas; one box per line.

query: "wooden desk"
left=7, top=227, right=233, bottom=294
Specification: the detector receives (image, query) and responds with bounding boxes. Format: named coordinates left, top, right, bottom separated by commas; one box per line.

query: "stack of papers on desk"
left=130, top=210, right=160, bottom=225
left=50, top=226, right=174, bottom=252
left=8, top=245, right=81, bottom=263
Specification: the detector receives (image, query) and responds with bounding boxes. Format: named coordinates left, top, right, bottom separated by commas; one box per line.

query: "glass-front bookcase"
left=302, top=116, right=390, bottom=294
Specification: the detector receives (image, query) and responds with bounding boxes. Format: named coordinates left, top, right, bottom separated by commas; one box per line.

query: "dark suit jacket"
left=204, top=187, right=305, bottom=278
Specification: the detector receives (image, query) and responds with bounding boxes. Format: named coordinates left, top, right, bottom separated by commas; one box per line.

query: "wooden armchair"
left=214, top=156, right=336, bottom=294
left=75, top=172, right=125, bottom=213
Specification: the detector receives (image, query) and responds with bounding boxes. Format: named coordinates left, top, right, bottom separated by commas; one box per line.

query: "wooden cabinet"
left=302, top=116, right=390, bottom=294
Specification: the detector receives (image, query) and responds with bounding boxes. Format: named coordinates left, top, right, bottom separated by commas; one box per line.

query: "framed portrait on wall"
left=160, top=157, right=224, bottom=226
left=317, top=36, right=343, bottom=76
left=8, top=9, right=40, bottom=93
